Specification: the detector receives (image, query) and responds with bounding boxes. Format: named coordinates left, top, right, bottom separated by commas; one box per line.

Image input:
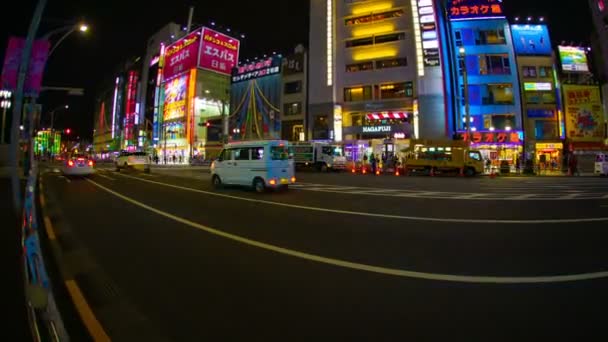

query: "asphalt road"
left=41, top=166, right=608, bottom=341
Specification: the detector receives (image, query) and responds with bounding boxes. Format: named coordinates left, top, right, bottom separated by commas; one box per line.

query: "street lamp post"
left=44, top=23, right=88, bottom=57
left=459, top=47, right=471, bottom=139
left=49, top=104, right=69, bottom=133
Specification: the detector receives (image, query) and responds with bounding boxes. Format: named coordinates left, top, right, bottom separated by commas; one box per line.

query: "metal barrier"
left=21, top=162, right=69, bottom=341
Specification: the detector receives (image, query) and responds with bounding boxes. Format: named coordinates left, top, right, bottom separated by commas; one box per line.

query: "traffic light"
left=65, top=128, right=71, bottom=135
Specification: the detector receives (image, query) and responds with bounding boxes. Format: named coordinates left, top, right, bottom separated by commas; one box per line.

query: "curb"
left=38, top=178, right=111, bottom=342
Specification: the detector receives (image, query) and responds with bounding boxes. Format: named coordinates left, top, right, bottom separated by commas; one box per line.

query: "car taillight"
left=68, top=160, right=74, bottom=167
left=88, top=160, right=94, bottom=166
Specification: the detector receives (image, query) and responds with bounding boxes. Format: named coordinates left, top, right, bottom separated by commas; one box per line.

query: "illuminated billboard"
left=511, top=25, right=551, bottom=55
left=163, top=31, right=201, bottom=80
left=232, top=57, right=282, bottom=83
left=199, top=27, right=240, bottom=75
left=558, top=46, right=589, bottom=72
left=524, top=82, right=552, bottom=91
left=563, top=85, right=604, bottom=141
left=448, top=0, right=504, bottom=20
left=163, top=73, right=189, bottom=121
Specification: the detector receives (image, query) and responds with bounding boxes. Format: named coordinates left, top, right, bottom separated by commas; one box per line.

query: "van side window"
left=220, top=149, right=233, bottom=161
left=234, top=148, right=250, bottom=160
left=251, top=147, right=264, bottom=160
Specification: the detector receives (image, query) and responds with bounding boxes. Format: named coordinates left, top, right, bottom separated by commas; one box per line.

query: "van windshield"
left=271, top=146, right=289, bottom=160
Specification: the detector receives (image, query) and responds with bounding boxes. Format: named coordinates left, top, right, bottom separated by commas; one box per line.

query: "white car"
left=62, top=154, right=95, bottom=177
left=211, top=140, right=296, bottom=193
left=115, top=151, right=151, bottom=173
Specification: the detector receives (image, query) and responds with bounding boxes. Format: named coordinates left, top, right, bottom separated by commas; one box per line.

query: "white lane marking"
left=111, top=172, right=608, bottom=224
left=59, top=176, right=71, bottom=183
left=95, top=173, right=116, bottom=181
left=85, top=178, right=608, bottom=284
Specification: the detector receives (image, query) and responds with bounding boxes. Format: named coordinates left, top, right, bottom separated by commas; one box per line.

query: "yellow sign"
left=563, top=85, right=605, bottom=142
left=536, top=143, right=563, bottom=150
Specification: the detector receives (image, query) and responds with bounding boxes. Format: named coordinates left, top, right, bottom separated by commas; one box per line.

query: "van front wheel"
left=253, top=178, right=266, bottom=193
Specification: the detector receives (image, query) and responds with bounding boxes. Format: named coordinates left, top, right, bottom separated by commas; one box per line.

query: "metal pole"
left=9, top=0, right=48, bottom=214
left=1, top=106, right=6, bottom=143
left=460, top=49, right=471, bottom=138
left=47, top=27, right=76, bottom=57
left=186, top=6, right=194, bottom=33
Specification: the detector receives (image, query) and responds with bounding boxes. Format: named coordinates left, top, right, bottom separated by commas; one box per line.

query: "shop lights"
left=411, top=0, right=424, bottom=76
left=351, top=1, right=392, bottom=15
left=327, top=0, right=333, bottom=86
left=353, top=47, right=397, bottom=61
left=352, top=23, right=395, bottom=37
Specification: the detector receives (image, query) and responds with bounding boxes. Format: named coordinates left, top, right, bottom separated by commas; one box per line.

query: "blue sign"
left=511, top=25, right=552, bottom=56
left=527, top=109, right=555, bottom=118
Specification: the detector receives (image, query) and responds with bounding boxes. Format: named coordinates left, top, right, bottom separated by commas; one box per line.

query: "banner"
left=163, top=31, right=201, bottom=81
left=563, top=85, right=605, bottom=141
left=199, top=28, right=240, bottom=75
left=0, top=37, right=50, bottom=96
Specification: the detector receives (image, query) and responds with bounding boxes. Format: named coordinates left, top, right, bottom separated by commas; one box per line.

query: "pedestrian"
left=370, top=154, right=377, bottom=175
left=172, top=154, right=177, bottom=164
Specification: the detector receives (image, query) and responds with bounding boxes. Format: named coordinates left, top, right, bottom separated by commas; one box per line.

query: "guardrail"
left=21, top=162, right=69, bottom=341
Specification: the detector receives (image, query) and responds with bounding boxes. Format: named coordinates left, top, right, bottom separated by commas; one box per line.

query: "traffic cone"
left=362, top=168, right=367, bottom=174
left=459, top=167, right=464, bottom=177
left=376, top=170, right=380, bottom=176
left=567, top=167, right=572, bottom=176
left=429, top=167, right=435, bottom=177
left=351, top=168, right=356, bottom=174
left=395, top=169, right=400, bottom=176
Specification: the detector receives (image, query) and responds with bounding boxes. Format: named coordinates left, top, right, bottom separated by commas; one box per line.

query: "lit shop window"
left=344, top=86, right=373, bottom=102
left=522, top=66, right=537, bottom=78
left=345, top=32, right=405, bottom=48
left=483, top=84, right=514, bottom=105
left=346, top=61, right=374, bottom=72
left=344, top=9, right=404, bottom=26
left=538, top=66, right=551, bottom=77
left=283, top=102, right=302, bottom=116
left=478, top=54, right=511, bottom=75
left=376, top=82, right=413, bottom=99
left=376, top=57, right=407, bottom=69
left=476, top=28, right=506, bottom=45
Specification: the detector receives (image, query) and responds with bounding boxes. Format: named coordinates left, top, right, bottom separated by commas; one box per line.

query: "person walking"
left=370, top=153, right=377, bottom=175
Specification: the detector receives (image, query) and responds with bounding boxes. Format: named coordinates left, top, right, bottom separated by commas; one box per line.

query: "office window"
left=525, top=92, right=541, bottom=104
left=346, top=61, right=373, bottom=72
left=477, top=28, right=506, bottom=45
left=483, top=84, right=514, bottom=105
left=284, top=81, right=302, bottom=94
left=538, top=66, right=551, bottom=77
left=377, top=82, right=413, bottom=99
left=490, top=114, right=516, bottom=130
left=344, top=86, right=372, bottom=102
left=351, top=113, right=364, bottom=126
left=479, top=54, right=510, bottom=75
left=535, top=121, right=558, bottom=139
left=283, top=102, right=302, bottom=116
left=374, top=32, right=405, bottom=44
left=541, top=92, right=556, bottom=104
left=522, top=66, right=537, bottom=77
left=454, top=30, right=463, bottom=47
left=376, top=58, right=407, bottom=69
left=346, top=36, right=374, bottom=48
left=344, top=9, right=404, bottom=26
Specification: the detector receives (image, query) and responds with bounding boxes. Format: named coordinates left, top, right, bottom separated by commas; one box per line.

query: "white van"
left=211, top=140, right=296, bottom=192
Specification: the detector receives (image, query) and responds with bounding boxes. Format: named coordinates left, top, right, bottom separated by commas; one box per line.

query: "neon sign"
left=448, top=0, right=504, bottom=20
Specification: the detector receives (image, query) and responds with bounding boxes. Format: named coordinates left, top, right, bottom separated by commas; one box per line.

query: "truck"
left=291, top=142, right=347, bottom=172
left=402, top=139, right=484, bottom=176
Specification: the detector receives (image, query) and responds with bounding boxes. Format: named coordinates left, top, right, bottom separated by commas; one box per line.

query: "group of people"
left=362, top=153, right=400, bottom=174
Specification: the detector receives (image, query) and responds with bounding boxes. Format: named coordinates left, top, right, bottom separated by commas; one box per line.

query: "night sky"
left=0, top=0, right=593, bottom=140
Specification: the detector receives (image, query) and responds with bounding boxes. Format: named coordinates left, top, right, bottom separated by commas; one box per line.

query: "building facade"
left=281, top=46, right=308, bottom=142
left=588, top=0, right=608, bottom=141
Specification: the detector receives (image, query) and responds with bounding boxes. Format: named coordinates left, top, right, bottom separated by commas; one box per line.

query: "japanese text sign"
left=231, top=57, right=282, bottom=83
left=448, top=0, right=504, bottom=20
left=563, top=85, right=605, bottom=142
left=163, top=31, right=201, bottom=81
left=460, top=130, right=523, bottom=144
left=199, top=27, right=240, bottom=76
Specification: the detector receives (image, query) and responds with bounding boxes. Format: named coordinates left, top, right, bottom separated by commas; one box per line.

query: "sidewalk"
left=0, top=177, right=31, bottom=340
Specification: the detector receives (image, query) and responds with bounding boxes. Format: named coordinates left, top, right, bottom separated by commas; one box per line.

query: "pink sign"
left=199, top=28, right=240, bottom=75
left=0, top=37, right=50, bottom=96
left=163, top=30, right=201, bottom=81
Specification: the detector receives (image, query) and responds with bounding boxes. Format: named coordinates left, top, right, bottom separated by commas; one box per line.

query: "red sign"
left=1, top=37, right=50, bottom=96
left=448, top=0, right=504, bottom=20
left=199, top=28, right=240, bottom=75
left=461, top=131, right=522, bottom=144
left=163, top=31, right=201, bottom=81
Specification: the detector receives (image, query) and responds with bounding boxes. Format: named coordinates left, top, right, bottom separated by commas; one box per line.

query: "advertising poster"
left=563, top=85, right=604, bottom=141
left=511, top=25, right=551, bottom=55
left=199, top=27, right=240, bottom=75
left=163, top=31, right=201, bottom=80
left=558, top=46, right=589, bottom=72
left=163, top=74, right=189, bottom=121
left=1, top=37, right=50, bottom=96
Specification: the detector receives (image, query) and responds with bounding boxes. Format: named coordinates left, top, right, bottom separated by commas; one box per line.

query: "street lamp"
left=459, top=47, right=471, bottom=139
left=43, top=21, right=89, bottom=57
left=49, top=104, right=69, bottom=134
left=1, top=90, right=12, bottom=144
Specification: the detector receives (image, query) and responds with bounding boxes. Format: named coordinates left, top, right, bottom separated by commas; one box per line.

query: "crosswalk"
left=289, top=181, right=608, bottom=201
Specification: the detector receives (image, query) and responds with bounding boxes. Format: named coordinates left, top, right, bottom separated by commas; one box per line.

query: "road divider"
left=110, top=173, right=608, bottom=224
left=85, top=178, right=608, bottom=284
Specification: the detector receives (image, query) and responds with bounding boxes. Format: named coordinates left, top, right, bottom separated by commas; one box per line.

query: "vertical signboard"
left=163, top=73, right=189, bottom=121
left=163, top=30, right=201, bottom=81
left=0, top=37, right=50, bottom=96
left=199, top=28, right=240, bottom=75
left=417, top=0, right=440, bottom=67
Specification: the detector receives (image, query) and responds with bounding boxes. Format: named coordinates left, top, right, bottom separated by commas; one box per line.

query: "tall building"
left=281, top=45, right=308, bottom=142
left=309, top=0, right=418, bottom=161
left=510, top=22, right=564, bottom=169
left=588, top=0, right=608, bottom=136
left=442, top=0, right=524, bottom=169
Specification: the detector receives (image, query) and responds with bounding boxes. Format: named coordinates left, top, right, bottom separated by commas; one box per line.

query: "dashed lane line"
left=95, top=173, right=116, bottom=181
left=85, top=178, right=608, bottom=284
left=109, top=172, right=608, bottom=224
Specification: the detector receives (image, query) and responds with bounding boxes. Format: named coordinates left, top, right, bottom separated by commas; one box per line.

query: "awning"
left=366, top=111, right=408, bottom=120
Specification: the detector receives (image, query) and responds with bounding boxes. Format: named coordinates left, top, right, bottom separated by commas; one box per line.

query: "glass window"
left=271, top=146, right=289, bottom=160
left=344, top=9, right=404, bottom=26
left=525, top=92, right=541, bottom=104
left=351, top=113, right=364, bottom=126
left=483, top=84, right=514, bottom=105
left=344, top=86, right=372, bottom=102
left=219, top=149, right=232, bottom=161
left=477, top=29, right=506, bottom=45
left=284, top=81, right=302, bottom=94
left=535, top=120, right=558, bottom=140
left=538, top=66, right=551, bottom=77
left=374, top=32, right=405, bottom=44
left=375, top=58, right=407, bottom=69
left=345, top=36, right=374, bottom=48
left=479, top=55, right=510, bottom=75
left=252, top=147, right=264, bottom=160
left=541, top=92, right=556, bottom=104
left=378, top=82, right=413, bottom=99
left=283, top=102, right=302, bottom=116
left=346, top=61, right=373, bottom=72
left=469, top=151, right=482, bottom=161
left=522, top=66, right=537, bottom=77
left=234, top=148, right=250, bottom=160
